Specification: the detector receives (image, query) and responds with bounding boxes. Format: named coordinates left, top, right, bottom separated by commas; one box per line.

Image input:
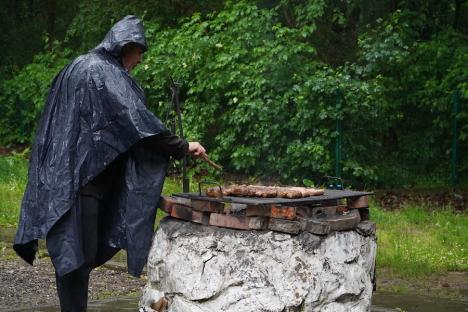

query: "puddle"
left=372, top=291, right=468, bottom=311
left=6, top=293, right=467, bottom=312
left=4, top=297, right=138, bottom=312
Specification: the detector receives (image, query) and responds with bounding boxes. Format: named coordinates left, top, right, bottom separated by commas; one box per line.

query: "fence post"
left=335, top=89, right=343, bottom=178
left=450, top=90, right=460, bottom=187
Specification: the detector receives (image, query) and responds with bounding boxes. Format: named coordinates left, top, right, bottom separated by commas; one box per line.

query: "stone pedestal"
left=140, top=217, right=377, bottom=312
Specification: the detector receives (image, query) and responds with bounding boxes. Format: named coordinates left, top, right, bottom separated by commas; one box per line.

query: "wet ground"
left=0, top=227, right=143, bottom=310
left=5, top=293, right=468, bottom=312
left=0, top=256, right=145, bottom=310
left=372, top=292, right=468, bottom=311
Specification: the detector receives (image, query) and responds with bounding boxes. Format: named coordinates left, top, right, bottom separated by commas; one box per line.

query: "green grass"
left=371, top=203, right=468, bottom=277
left=0, top=154, right=28, bottom=226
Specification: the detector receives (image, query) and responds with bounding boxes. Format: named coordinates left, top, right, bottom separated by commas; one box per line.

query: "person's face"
left=122, top=45, right=144, bottom=72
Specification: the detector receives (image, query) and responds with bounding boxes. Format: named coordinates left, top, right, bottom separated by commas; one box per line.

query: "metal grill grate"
left=173, top=189, right=373, bottom=206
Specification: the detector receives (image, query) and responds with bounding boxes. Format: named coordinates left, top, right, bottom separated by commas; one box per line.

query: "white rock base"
left=140, top=217, right=377, bottom=312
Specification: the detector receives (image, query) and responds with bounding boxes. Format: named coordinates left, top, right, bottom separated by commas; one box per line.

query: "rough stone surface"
left=140, top=217, right=377, bottom=312
left=356, top=221, right=377, bottom=237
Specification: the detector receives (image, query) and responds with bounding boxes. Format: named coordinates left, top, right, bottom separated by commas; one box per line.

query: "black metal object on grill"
left=173, top=189, right=373, bottom=206
left=170, top=77, right=189, bottom=193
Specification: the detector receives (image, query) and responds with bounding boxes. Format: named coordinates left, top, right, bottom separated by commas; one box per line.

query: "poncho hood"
left=94, top=15, right=148, bottom=56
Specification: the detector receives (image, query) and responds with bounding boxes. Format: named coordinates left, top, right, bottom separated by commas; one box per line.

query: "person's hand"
left=188, top=142, right=207, bottom=158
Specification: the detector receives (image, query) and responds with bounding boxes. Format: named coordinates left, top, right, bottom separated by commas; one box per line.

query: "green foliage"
left=0, top=0, right=466, bottom=187
left=64, top=0, right=225, bottom=54
left=357, top=8, right=468, bottom=186
left=0, top=1, right=78, bottom=79
left=135, top=1, right=382, bottom=183
left=0, top=43, right=70, bottom=145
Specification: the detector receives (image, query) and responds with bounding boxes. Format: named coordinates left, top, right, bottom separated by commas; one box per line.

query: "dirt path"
left=0, top=256, right=146, bottom=310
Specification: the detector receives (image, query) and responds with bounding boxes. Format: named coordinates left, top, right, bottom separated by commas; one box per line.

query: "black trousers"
left=55, top=193, right=101, bottom=312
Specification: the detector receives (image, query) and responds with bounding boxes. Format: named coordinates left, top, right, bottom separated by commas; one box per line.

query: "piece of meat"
left=276, top=187, right=303, bottom=198
left=206, top=187, right=224, bottom=197
left=249, top=185, right=277, bottom=197
left=205, top=185, right=324, bottom=198
left=225, top=185, right=249, bottom=196
left=289, top=187, right=325, bottom=197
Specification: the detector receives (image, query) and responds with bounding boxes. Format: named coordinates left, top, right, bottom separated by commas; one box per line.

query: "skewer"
left=200, top=155, right=223, bottom=170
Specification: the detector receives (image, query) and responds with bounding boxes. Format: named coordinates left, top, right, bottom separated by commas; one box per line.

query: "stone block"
left=248, top=217, right=269, bottom=230
left=268, top=218, right=301, bottom=234
left=210, top=213, right=268, bottom=230
left=356, top=220, right=376, bottom=236
left=327, top=209, right=361, bottom=231
left=245, top=205, right=270, bottom=217
left=159, top=196, right=192, bottom=214
left=191, top=210, right=210, bottom=225
left=224, top=202, right=248, bottom=214
left=170, top=204, right=193, bottom=221
left=311, top=206, right=336, bottom=219
left=299, top=218, right=331, bottom=235
left=246, top=205, right=296, bottom=220
left=158, top=196, right=174, bottom=214
left=271, top=205, right=296, bottom=220
left=191, top=199, right=224, bottom=213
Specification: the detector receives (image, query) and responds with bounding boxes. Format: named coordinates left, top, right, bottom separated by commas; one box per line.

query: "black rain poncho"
left=14, top=15, right=169, bottom=277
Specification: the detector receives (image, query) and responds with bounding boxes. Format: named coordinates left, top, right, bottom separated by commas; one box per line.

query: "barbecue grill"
left=160, top=182, right=373, bottom=235
left=176, top=189, right=371, bottom=206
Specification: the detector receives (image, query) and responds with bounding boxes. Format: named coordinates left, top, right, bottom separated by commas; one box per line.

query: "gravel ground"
left=0, top=256, right=146, bottom=310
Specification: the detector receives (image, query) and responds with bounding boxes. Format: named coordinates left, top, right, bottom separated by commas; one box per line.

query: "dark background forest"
left=0, top=0, right=466, bottom=189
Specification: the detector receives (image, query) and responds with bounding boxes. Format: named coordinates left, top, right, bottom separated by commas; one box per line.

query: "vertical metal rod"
left=450, top=90, right=459, bottom=187
left=335, top=90, right=343, bottom=178
left=170, top=77, right=189, bottom=193
left=177, top=114, right=189, bottom=193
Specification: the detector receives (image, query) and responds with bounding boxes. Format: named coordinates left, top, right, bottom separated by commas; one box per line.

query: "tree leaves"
left=1, top=0, right=465, bottom=186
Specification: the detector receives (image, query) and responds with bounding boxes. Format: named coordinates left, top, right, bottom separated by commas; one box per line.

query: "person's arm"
left=140, top=131, right=206, bottom=160
left=152, top=130, right=188, bottom=160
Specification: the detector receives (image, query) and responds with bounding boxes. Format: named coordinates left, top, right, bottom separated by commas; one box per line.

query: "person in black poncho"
left=13, top=15, right=206, bottom=311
